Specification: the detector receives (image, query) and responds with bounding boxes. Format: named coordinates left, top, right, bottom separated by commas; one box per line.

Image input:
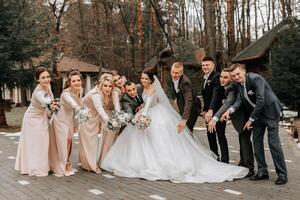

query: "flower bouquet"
left=106, top=111, right=132, bottom=132
left=132, top=112, right=151, bottom=130
left=75, top=107, right=89, bottom=123
left=106, top=114, right=121, bottom=132
left=44, top=95, right=60, bottom=124
left=116, top=110, right=132, bottom=126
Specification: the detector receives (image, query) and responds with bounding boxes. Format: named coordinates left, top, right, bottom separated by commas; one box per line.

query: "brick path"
left=0, top=125, right=299, bottom=200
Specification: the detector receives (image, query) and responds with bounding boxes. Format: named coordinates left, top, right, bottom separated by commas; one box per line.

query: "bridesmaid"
left=49, top=69, right=83, bottom=176
left=112, top=71, right=125, bottom=101
left=15, top=67, right=56, bottom=177
left=79, top=73, right=119, bottom=173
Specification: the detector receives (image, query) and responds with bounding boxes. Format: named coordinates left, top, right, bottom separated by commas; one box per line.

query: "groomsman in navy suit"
left=222, top=63, right=288, bottom=185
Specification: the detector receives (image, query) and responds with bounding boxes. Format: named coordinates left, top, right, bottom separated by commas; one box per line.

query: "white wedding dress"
left=101, top=76, right=248, bottom=183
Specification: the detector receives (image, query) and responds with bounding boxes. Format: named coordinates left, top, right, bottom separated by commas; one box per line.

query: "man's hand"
left=201, top=111, right=206, bottom=118
left=243, top=120, right=253, bottom=131
left=204, top=109, right=213, bottom=123
left=207, top=120, right=216, bottom=133
left=135, top=103, right=144, bottom=113
left=177, top=120, right=187, bottom=134
left=220, top=110, right=230, bottom=122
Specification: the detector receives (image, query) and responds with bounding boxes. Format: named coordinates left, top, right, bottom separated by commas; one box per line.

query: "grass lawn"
left=0, top=106, right=27, bottom=132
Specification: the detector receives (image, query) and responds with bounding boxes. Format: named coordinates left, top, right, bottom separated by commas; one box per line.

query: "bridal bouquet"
left=44, top=94, right=60, bottom=124
left=106, top=111, right=132, bottom=132
left=132, top=112, right=151, bottom=130
left=116, top=110, right=132, bottom=126
left=75, top=107, right=89, bottom=123
left=106, top=114, right=122, bottom=132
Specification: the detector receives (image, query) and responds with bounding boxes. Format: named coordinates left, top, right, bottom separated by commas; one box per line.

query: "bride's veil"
left=153, top=75, right=181, bottom=119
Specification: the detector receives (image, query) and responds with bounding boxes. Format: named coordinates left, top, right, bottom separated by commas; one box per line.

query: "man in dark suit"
left=171, top=62, right=201, bottom=134
left=121, top=81, right=144, bottom=116
left=201, top=57, right=229, bottom=163
left=208, top=67, right=254, bottom=176
left=223, top=63, right=287, bottom=185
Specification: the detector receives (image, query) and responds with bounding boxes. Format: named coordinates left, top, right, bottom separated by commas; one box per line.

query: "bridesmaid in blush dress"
left=15, top=67, right=56, bottom=177
left=49, top=69, right=83, bottom=176
left=79, top=73, right=120, bottom=173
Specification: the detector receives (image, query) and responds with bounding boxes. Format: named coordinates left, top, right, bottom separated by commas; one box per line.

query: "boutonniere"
left=207, top=80, right=212, bottom=86
left=248, top=90, right=254, bottom=95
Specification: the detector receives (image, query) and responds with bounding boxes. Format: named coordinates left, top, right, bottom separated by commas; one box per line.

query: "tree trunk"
left=0, top=87, right=8, bottom=127
left=21, top=86, right=28, bottom=106
left=227, top=0, right=235, bottom=61
left=203, top=0, right=216, bottom=60
left=180, top=0, right=186, bottom=37
left=216, top=0, right=223, bottom=54
left=93, top=0, right=103, bottom=74
left=280, top=0, right=287, bottom=18
left=137, top=0, right=145, bottom=69
left=254, top=0, right=258, bottom=40
left=246, top=0, right=251, bottom=46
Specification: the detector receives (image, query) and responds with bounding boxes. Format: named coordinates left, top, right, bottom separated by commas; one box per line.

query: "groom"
left=121, top=80, right=144, bottom=116
left=171, top=62, right=201, bottom=134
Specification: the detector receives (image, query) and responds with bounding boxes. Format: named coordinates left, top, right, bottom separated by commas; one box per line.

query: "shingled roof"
left=57, top=56, right=109, bottom=73
left=232, top=19, right=290, bottom=63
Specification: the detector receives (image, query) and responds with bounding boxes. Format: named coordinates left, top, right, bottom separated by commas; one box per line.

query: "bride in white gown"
left=101, top=71, right=248, bottom=183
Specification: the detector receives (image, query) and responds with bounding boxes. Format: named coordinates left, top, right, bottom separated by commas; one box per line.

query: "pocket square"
left=248, top=90, right=254, bottom=95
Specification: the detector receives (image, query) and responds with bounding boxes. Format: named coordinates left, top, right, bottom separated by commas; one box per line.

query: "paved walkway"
left=0, top=125, right=299, bottom=200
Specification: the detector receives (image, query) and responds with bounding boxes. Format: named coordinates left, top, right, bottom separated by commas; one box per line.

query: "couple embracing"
left=101, top=62, right=249, bottom=183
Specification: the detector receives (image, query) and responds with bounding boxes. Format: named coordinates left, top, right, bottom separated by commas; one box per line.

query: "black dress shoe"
left=275, top=177, right=288, bottom=185
left=246, top=170, right=255, bottom=177
left=249, top=174, right=269, bottom=181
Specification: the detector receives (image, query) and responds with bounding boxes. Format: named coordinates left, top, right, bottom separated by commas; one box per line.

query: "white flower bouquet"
left=44, top=94, right=60, bottom=124
left=106, top=111, right=132, bottom=132
left=75, top=107, right=89, bottom=123
left=117, top=110, right=132, bottom=126
left=132, top=112, right=151, bottom=130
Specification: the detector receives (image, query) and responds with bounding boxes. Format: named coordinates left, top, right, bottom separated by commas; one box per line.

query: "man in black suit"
left=121, top=81, right=144, bottom=116
left=223, top=63, right=288, bottom=185
left=201, top=57, right=229, bottom=163
left=171, top=62, right=201, bottom=134
left=208, top=67, right=254, bottom=176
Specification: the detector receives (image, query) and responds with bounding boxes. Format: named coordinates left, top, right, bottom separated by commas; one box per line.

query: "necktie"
left=135, top=96, right=140, bottom=103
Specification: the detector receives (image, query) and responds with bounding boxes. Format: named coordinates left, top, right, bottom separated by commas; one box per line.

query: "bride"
left=101, top=69, right=248, bottom=183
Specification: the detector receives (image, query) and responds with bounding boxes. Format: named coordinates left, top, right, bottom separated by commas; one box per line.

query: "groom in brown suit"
left=171, top=62, right=201, bottom=134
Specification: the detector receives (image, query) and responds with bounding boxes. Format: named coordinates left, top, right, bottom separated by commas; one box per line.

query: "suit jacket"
left=214, top=82, right=237, bottom=120
left=232, top=72, right=282, bottom=121
left=121, top=84, right=144, bottom=116
left=173, top=74, right=201, bottom=120
left=202, top=70, right=225, bottom=113
left=212, top=82, right=251, bottom=133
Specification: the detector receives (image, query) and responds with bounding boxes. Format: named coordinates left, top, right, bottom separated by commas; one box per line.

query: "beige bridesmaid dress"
left=15, top=84, right=53, bottom=177
left=49, top=88, right=81, bottom=175
left=79, top=87, right=119, bottom=173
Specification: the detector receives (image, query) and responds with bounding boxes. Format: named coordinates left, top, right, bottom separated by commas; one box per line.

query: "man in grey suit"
left=208, top=67, right=254, bottom=177
left=222, top=64, right=287, bottom=185
left=121, top=81, right=144, bottom=116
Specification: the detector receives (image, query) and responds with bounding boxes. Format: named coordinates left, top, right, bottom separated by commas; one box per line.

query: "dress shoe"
left=246, top=170, right=255, bottom=177
left=249, top=174, right=269, bottom=181
left=275, top=177, right=288, bottom=185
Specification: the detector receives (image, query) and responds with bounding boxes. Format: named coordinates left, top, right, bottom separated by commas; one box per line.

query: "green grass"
left=0, top=106, right=27, bottom=132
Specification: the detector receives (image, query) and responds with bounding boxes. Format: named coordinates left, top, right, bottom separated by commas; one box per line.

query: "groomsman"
left=201, top=57, right=229, bottom=163
left=223, top=63, right=288, bottom=185
left=171, top=62, right=201, bottom=134
left=121, top=81, right=144, bottom=116
left=208, top=67, right=254, bottom=176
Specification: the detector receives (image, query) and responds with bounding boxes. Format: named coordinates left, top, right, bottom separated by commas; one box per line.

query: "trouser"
left=238, top=129, right=254, bottom=171
left=206, top=121, right=229, bottom=163
left=252, top=117, right=287, bottom=178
